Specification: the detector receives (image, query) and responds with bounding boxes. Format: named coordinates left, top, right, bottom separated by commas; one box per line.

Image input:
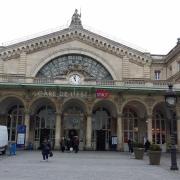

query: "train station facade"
left=0, top=10, right=180, bottom=151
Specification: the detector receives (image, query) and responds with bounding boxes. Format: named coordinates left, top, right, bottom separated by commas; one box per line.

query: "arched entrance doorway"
left=0, top=97, right=25, bottom=142
left=122, top=101, right=147, bottom=151
left=30, top=98, right=56, bottom=149
left=62, top=99, right=86, bottom=150
left=92, top=100, right=117, bottom=151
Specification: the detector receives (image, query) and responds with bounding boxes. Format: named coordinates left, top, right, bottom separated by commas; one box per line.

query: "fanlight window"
left=34, top=105, right=55, bottom=141
left=37, top=54, right=113, bottom=80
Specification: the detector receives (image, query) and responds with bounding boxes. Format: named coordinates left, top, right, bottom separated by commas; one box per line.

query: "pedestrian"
left=144, top=139, right=151, bottom=152
left=69, top=137, right=74, bottom=152
left=41, top=139, right=50, bottom=161
left=47, top=139, right=53, bottom=157
left=127, top=139, right=133, bottom=153
left=73, top=136, right=79, bottom=153
left=66, top=138, right=70, bottom=151
left=60, top=137, right=66, bottom=152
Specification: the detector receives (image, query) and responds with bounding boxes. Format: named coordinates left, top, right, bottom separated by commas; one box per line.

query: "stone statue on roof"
left=69, top=9, right=83, bottom=28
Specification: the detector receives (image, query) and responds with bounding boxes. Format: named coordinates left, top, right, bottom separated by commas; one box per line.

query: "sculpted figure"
left=70, top=9, right=82, bottom=27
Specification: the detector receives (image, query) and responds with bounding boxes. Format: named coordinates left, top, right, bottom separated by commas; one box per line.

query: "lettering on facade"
left=32, top=89, right=94, bottom=98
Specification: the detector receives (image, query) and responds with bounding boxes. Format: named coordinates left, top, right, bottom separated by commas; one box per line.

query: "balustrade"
left=0, top=74, right=178, bottom=90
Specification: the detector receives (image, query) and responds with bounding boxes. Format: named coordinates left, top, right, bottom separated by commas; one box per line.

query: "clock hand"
left=74, top=76, right=76, bottom=81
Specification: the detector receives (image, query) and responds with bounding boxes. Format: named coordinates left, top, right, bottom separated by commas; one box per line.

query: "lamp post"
left=164, top=84, right=179, bottom=170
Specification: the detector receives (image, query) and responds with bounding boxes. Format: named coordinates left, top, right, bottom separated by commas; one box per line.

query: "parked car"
left=0, top=125, right=8, bottom=155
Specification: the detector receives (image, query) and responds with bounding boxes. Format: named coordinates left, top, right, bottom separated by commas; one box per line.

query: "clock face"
left=69, top=74, right=81, bottom=84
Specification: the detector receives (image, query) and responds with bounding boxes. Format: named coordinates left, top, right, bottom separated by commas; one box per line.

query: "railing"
left=0, top=74, right=178, bottom=90
left=96, top=80, right=115, bottom=86
left=0, top=74, right=25, bottom=83
left=123, top=79, right=145, bottom=87
left=33, top=77, right=54, bottom=84
left=152, top=80, right=169, bottom=87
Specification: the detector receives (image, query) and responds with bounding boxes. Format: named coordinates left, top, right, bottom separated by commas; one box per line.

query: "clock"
left=69, top=74, right=81, bottom=84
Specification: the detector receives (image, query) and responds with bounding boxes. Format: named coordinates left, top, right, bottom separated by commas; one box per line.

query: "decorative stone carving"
left=69, top=9, right=83, bottom=28
left=114, top=94, right=124, bottom=106
left=23, top=89, right=33, bottom=100
left=144, top=97, right=155, bottom=107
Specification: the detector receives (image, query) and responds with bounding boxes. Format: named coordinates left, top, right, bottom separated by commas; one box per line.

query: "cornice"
left=0, top=27, right=152, bottom=65
left=165, top=42, right=180, bottom=64
left=167, top=71, right=180, bottom=82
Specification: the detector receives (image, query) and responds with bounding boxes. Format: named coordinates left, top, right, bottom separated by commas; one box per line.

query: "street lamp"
left=164, top=84, right=179, bottom=170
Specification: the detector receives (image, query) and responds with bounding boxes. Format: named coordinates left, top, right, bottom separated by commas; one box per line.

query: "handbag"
left=49, top=151, right=53, bottom=157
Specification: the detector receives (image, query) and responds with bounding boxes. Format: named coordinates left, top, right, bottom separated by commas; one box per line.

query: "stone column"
left=86, top=114, right=92, bottom=150
left=0, top=58, right=4, bottom=74
left=176, top=106, right=180, bottom=152
left=147, top=115, right=153, bottom=142
left=117, top=113, right=123, bottom=151
left=143, top=62, right=151, bottom=79
left=55, top=112, right=61, bottom=150
left=177, top=117, right=180, bottom=152
left=24, top=111, right=30, bottom=148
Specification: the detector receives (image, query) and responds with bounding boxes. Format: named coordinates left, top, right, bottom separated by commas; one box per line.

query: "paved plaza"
left=0, top=151, right=180, bottom=180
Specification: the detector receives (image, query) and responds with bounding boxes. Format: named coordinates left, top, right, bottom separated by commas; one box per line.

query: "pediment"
left=0, top=27, right=152, bottom=65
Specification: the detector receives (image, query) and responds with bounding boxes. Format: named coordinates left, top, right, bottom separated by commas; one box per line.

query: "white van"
left=0, top=125, right=8, bottom=154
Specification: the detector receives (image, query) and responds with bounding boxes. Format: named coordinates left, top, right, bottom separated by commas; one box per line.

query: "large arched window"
left=123, top=108, right=138, bottom=143
left=152, top=109, right=166, bottom=144
left=92, top=107, right=112, bottom=150
left=7, top=105, right=24, bottom=141
left=36, top=54, right=113, bottom=80
left=34, top=105, right=55, bottom=143
left=63, top=105, right=84, bottom=130
left=92, top=108, right=111, bottom=130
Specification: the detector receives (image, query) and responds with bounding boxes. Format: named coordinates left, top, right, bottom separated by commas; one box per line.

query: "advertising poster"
left=17, top=125, right=26, bottom=148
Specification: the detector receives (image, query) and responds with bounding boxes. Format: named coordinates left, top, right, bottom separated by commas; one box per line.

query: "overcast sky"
left=0, top=0, right=180, bottom=55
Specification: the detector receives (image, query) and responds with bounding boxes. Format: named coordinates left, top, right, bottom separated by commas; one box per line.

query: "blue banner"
left=17, top=125, right=26, bottom=147
left=17, top=125, right=26, bottom=133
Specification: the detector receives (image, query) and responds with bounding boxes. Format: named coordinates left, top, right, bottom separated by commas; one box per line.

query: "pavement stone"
left=0, top=151, right=180, bottom=180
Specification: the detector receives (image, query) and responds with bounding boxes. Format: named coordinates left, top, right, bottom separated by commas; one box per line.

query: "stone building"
left=0, top=10, right=180, bottom=151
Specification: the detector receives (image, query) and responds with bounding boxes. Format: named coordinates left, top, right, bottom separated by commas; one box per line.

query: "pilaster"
left=143, top=62, right=151, bottom=79
left=0, top=58, right=4, bottom=74
left=18, top=52, right=27, bottom=75
left=176, top=106, right=180, bottom=152
left=122, top=56, right=129, bottom=78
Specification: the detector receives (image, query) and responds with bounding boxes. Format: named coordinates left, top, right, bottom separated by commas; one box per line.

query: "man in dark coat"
left=144, top=139, right=151, bottom=152
left=60, top=137, right=66, bottom=152
left=73, top=136, right=79, bottom=153
left=41, top=139, right=50, bottom=161
left=127, top=139, right=133, bottom=153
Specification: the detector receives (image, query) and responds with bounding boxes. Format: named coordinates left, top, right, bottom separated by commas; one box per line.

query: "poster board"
left=111, top=136, right=117, bottom=145
left=16, top=125, right=26, bottom=148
